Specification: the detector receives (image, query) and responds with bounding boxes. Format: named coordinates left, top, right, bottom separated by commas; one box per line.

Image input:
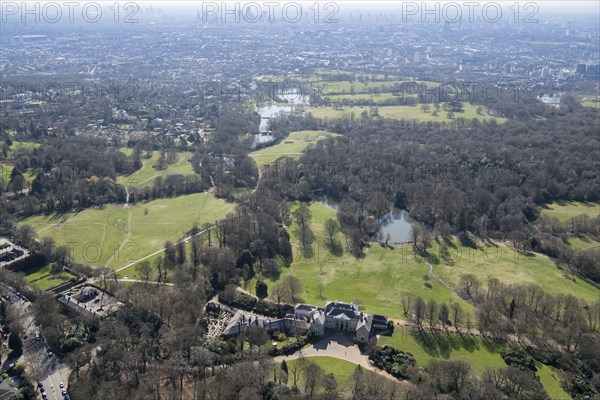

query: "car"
left=59, top=382, right=64, bottom=388
left=61, top=388, right=67, bottom=395
left=42, top=392, right=47, bottom=399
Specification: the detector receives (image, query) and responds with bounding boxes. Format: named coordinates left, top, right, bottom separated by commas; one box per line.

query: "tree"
left=450, top=302, right=464, bottom=332
left=400, top=294, right=413, bottom=317
left=283, top=275, right=303, bottom=302
left=303, top=361, right=323, bottom=398
left=164, top=241, right=177, bottom=268
left=412, top=297, right=426, bottom=330
left=255, top=280, right=268, bottom=299
left=293, top=203, right=314, bottom=255
left=176, top=240, right=186, bottom=265
left=135, top=261, right=152, bottom=283
left=426, top=299, right=438, bottom=330
left=459, top=274, right=481, bottom=301
left=289, top=357, right=305, bottom=388
left=324, top=218, right=340, bottom=247
left=8, top=330, right=23, bottom=357
left=272, top=283, right=291, bottom=306
left=439, top=303, right=450, bottom=330
left=412, top=224, right=430, bottom=256
left=246, top=326, right=269, bottom=348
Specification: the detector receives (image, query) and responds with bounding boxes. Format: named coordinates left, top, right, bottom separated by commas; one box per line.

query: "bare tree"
left=459, top=274, right=481, bottom=301
left=272, top=283, right=292, bottom=306
left=412, top=297, right=426, bottom=330
left=135, top=261, right=151, bottom=283
left=426, top=299, right=438, bottom=330
left=303, top=361, right=323, bottom=398
left=283, top=275, right=303, bottom=302
left=289, top=356, right=305, bottom=388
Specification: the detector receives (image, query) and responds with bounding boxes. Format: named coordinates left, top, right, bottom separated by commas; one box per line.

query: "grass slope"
left=284, top=356, right=382, bottom=391
left=431, top=241, right=599, bottom=304
left=250, top=131, right=338, bottom=165
left=117, top=150, right=194, bottom=188
left=251, top=202, right=473, bottom=318
left=379, top=328, right=569, bottom=398
left=252, top=202, right=598, bottom=320
left=309, top=104, right=505, bottom=123
left=540, top=201, right=600, bottom=222
left=20, top=193, right=234, bottom=270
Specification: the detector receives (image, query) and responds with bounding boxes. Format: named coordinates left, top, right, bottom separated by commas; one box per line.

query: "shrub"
left=218, top=292, right=256, bottom=310
left=368, top=345, right=416, bottom=380
left=501, top=348, right=537, bottom=371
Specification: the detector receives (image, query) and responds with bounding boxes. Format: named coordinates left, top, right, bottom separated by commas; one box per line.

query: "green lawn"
left=34, top=273, right=77, bottom=291
left=0, top=164, right=13, bottom=189
left=19, top=193, right=234, bottom=270
left=431, top=241, right=599, bottom=304
left=380, top=327, right=507, bottom=375
left=117, top=150, right=194, bottom=188
left=540, top=201, right=600, bottom=222
left=309, top=103, right=505, bottom=123
left=319, top=80, right=439, bottom=95
left=327, top=92, right=417, bottom=104
left=568, top=236, right=600, bottom=250
left=250, top=202, right=473, bottom=319
left=284, top=356, right=382, bottom=391
left=24, top=263, right=77, bottom=291
left=536, top=362, right=570, bottom=400
left=581, top=101, right=600, bottom=110
left=250, top=131, right=339, bottom=165
left=250, top=202, right=598, bottom=320
left=379, top=328, right=569, bottom=398
left=9, top=141, right=41, bottom=155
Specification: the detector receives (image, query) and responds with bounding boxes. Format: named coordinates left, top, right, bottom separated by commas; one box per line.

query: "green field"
left=8, top=141, right=41, bottom=155
left=379, top=328, right=569, bottom=398
left=318, top=80, right=439, bottom=95
left=24, top=263, right=77, bottom=291
left=117, top=150, right=194, bottom=188
left=251, top=202, right=599, bottom=319
left=309, top=104, right=505, bottom=123
left=250, top=131, right=339, bottom=165
left=567, top=236, right=600, bottom=250
left=251, top=202, right=473, bottom=318
left=541, top=201, right=600, bottom=222
left=581, top=101, right=600, bottom=110
left=380, top=327, right=506, bottom=375
left=431, top=241, right=599, bottom=304
left=284, top=356, right=382, bottom=391
left=327, top=92, right=417, bottom=104
left=20, top=193, right=234, bottom=270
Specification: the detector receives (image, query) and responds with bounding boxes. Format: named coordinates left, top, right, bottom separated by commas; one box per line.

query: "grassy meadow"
left=249, top=202, right=599, bottom=320
left=19, top=193, right=234, bottom=270
left=540, top=201, right=600, bottom=222
left=249, top=130, right=338, bottom=165
left=117, top=150, right=194, bottom=188
left=379, top=328, right=569, bottom=399
left=283, top=356, right=384, bottom=392
left=309, top=104, right=505, bottom=123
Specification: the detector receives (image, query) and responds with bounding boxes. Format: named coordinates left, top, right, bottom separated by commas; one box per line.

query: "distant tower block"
left=413, top=52, right=420, bottom=64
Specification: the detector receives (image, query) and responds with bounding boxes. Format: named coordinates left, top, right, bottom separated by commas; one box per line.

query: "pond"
left=253, top=89, right=309, bottom=147
left=319, top=199, right=413, bottom=244
left=377, top=207, right=413, bottom=244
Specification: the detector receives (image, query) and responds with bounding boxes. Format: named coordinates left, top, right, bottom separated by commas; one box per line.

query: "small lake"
left=253, top=89, right=309, bottom=147
left=319, top=199, right=413, bottom=244
left=378, top=208, right=413, bottom=244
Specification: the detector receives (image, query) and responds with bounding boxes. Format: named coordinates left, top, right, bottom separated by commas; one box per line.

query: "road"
left=2, top=286, right=71, bottom=400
